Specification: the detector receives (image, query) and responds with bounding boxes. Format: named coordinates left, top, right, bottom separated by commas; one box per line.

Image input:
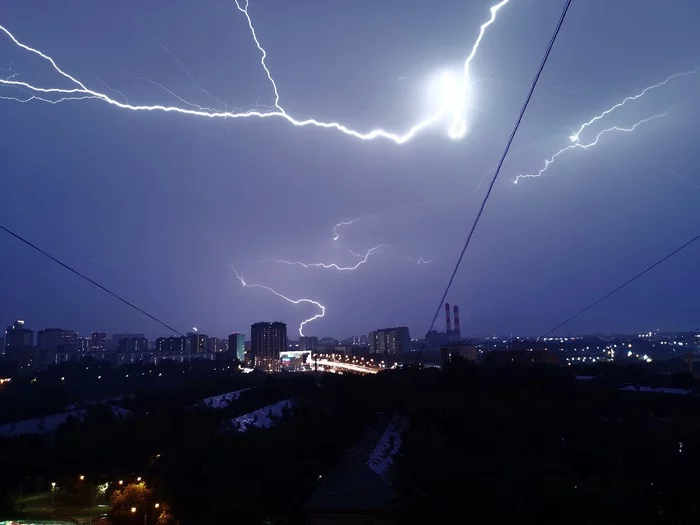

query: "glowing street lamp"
left=131, top=507, right=137, bottom=513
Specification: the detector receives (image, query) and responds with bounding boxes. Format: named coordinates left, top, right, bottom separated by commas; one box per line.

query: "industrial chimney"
left=445, top=303, right=452, bottom=333
left=453, top=305, right=461, bottom=339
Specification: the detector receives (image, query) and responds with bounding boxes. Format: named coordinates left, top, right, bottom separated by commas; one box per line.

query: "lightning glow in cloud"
left=514, top=111, right=671, bottom=183
left=232, top=268, right=325, bottom=336
left=0, top=0, right=513, bottom=144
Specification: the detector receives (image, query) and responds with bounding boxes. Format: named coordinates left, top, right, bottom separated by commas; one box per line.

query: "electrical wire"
left=541, top=230, right=700, bottom=337
left=422, top=0, right=574, bottom=346
left=0, top=223, right=185, bottom=337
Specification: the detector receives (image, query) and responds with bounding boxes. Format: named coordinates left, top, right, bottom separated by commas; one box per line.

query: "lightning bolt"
left=237, top=244, right=386, bottom=271
left=568, top=69, right=697, bottom=143
left=332, top=218, right=362, bottom=242
left=407, top=256, right=436, bottom=264
left=447, top=0, right=512, bottom=139
left=514, top=68, right=698, bottom=184
left=0, top=0, right=512, bottom=144
left=0, top=93, right=98, bottom=104
left=514, top=110, right=671, bottom=183
left=234, top=0, right=282, bottom=111
left=232, top=268, right=325, bottom=336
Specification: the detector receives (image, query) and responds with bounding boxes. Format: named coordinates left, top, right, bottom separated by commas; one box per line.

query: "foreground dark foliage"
left=2, top=361, right=700, bottom=524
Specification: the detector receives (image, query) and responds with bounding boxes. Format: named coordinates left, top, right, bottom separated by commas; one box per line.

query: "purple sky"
left=0, top=0, right=698, bottom=340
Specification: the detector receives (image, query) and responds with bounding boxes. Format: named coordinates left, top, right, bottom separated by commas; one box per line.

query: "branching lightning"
left=238, top=244, right=386, bottom=271
left=515, top=111, right=672, bottom=183
left=232, top=268, right=325, bottom=336
left=0, top=1, right=514, bottom=334
left=568, top=69, right=697, bottom=143
left=515, top=69, right=698, bottom=184
left=0, top=0, right=513, bottom=144
left=154, top=40, right=226, bottom=109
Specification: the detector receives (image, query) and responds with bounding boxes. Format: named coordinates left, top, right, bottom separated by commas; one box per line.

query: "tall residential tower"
left=251, top=322, right=286, bottom=372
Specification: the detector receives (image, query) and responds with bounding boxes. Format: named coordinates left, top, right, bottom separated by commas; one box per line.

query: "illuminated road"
left=314, top=359, right=378, bottom=375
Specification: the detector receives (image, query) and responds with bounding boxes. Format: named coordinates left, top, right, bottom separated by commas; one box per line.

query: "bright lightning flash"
left=232, top=268, right=325, bottom=336
left=515, top=69, right=697, bottom=183
left=0, top=0, right=513, bottom=144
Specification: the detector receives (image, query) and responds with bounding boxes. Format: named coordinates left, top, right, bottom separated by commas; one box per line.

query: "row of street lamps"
left=60, top=474, right=151, bottom=524
left=132, top=502, right=160, bottom=525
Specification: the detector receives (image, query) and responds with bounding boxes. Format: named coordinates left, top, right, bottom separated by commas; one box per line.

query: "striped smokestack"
left=445, top=303, right=452, bottom=333
left=453, top=305, right=461, bottom=338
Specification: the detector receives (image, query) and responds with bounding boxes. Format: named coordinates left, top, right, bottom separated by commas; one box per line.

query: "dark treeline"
left=0, top=357, right=252, bottom=423
left=2, top=361, right=700, bottom=523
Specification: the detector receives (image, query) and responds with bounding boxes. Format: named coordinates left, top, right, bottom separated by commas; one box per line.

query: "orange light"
left=119, top=480, right=123, bottom=485
left=131, top=507, right=137, bottom=513
left=79, top=475, right=85, bottom=481
left=154, top=503, right=160, bottom=509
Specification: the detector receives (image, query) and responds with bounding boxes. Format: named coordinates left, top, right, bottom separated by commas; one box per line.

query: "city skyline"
left=0, top=0, right=698, bottom=339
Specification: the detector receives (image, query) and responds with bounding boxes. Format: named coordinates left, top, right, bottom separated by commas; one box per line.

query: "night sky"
left=0, top=0, right=698, bottom=340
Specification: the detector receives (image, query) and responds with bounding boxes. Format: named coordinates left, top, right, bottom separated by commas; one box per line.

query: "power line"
left=541, top=230, right=700, bottom=337
left=423, top=0, right=574, bottom=342
left=0, top=223, right=185, bottom=337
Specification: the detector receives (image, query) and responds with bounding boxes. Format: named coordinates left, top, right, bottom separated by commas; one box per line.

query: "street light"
left=78, top=476, right=93, bottom=524
left=131, top=507, right=137, bottom=513
left=119, top=480, right=124, bottom=485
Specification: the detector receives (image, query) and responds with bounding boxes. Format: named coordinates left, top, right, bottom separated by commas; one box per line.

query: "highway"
left=314, top=358, right=378, bottom=375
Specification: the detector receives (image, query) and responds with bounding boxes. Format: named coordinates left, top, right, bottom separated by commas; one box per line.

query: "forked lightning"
left=515, top=69, right=697, bottom=183
left=232, top=269, right=324, bottom=336
left=0, top=0, right=513, bottom=144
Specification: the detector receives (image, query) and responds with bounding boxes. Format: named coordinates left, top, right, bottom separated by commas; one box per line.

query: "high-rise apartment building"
left=299, top=336, right=318, bottom=352
left=110, top=333, right=145, bottom=351
left=37, top=328, right=66, bottom=351
left=228, top=333, right=245, bottom=361
left=370, top=327, right=411, bottom=355
left=76, top=337, right=90, bottom=353
left=156, top=336, right=187, bottom=354
left=90, top=332, right=107, bottom=352
left=251, top=322, right=286, bottom=372
left=5, top=320, right=33, bottom=350
left=62, top=330, right=78, bottom=352
left=118, top=337, right=149, bottom=353
left=187, top=332, right=208, bottom=354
